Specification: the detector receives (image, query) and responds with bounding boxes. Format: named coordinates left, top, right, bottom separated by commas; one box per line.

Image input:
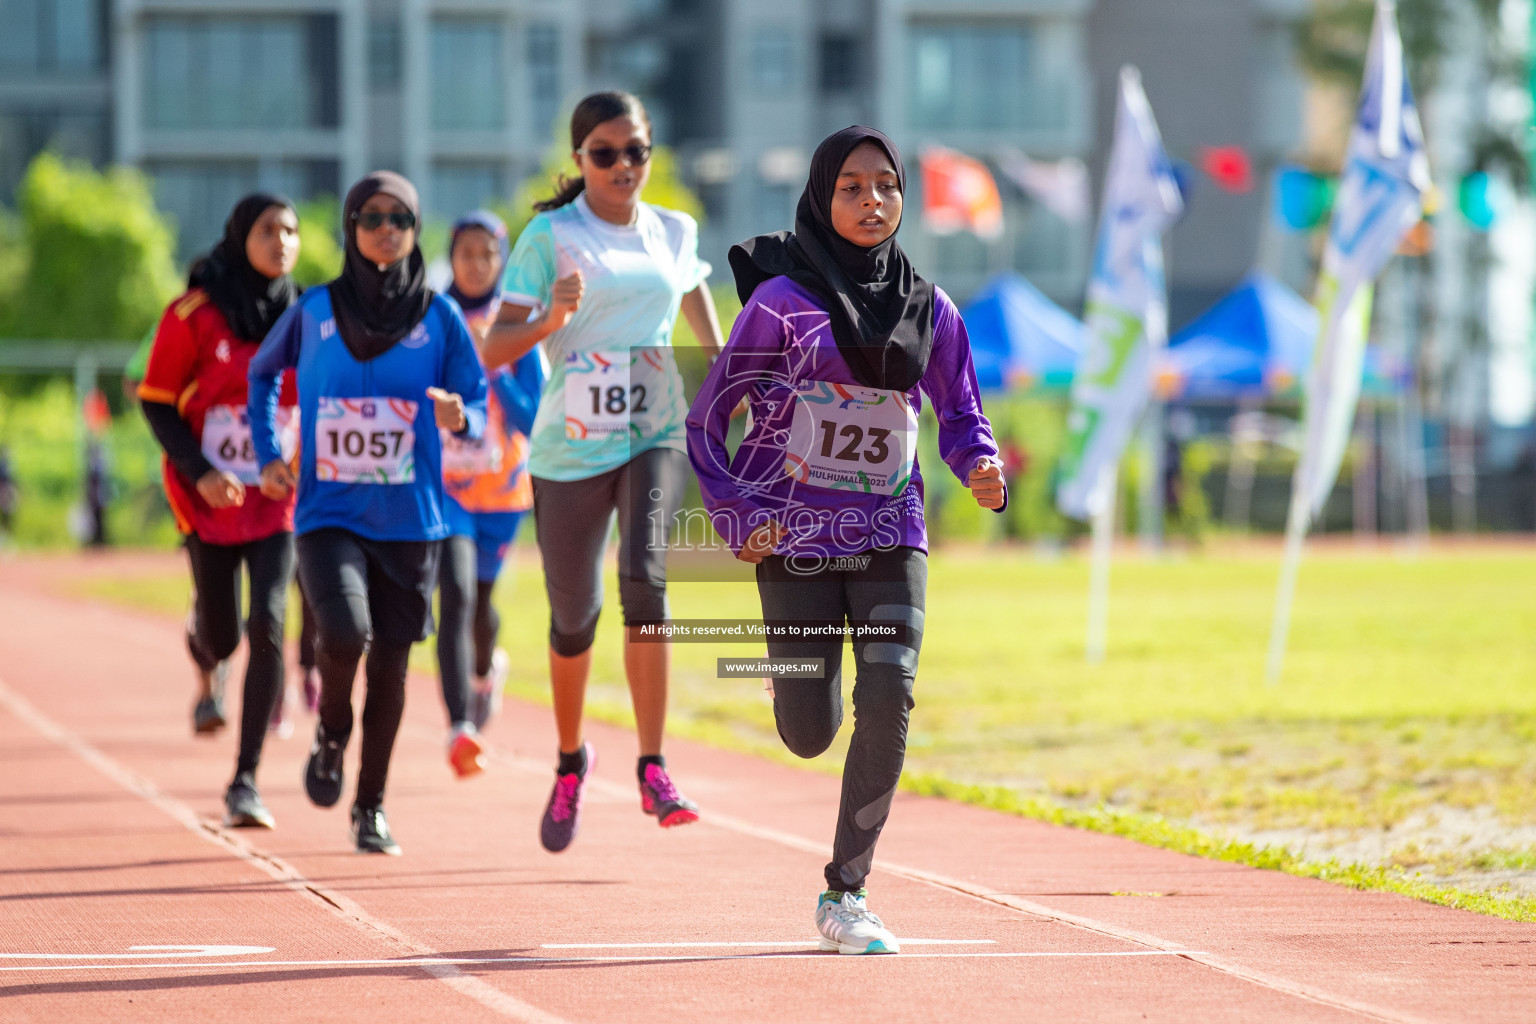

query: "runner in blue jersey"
left=436, top=209, right=546, bottom=778
left=249, top=171, right=488, bottom=856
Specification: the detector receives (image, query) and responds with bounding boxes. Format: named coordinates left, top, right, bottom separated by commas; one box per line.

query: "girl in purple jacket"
left=685, top=126, right=1006, bottom=955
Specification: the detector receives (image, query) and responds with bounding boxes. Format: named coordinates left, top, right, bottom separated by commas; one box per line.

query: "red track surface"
left=1, top=554, right=1531, bottom=1023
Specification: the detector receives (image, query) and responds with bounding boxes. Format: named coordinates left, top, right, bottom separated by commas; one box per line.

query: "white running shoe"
left=815, top=890, right=900, bottom=955
left=469, top=648, right=508, bottom=731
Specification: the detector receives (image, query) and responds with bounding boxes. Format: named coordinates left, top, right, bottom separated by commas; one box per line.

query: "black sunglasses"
left=577, top=144, right=652, bottom=169
left=353, top=210, right=416, bottom=231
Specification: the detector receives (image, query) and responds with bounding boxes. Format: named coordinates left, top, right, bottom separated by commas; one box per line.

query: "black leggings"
left=756, top=546, right=926, bottom=892
left=185, top=531, right=295, bottom=777
left=435, top=536, right=500, bottom=724
left=297, top=576, right=317, bottom=671
left=296, top=529, right=439, bottom=809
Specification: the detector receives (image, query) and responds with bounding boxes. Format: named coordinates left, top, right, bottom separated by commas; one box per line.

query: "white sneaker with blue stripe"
left=815, top=889, right=900, bottom=955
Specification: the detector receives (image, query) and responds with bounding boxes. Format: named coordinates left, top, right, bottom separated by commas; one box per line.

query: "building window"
left=750, top=31, right=794, bottom=93
left=147, top=159, right=338, bottom=257
left=528, top=23, right=561, bottom=140
left=909, top=22, right=1051, bottom=132
left=369, top=16, right=402, bottom=91
left=818, top=34, right=859, bottom=93
left=430, top=161, right=504, bottom=219
left=431, top=19, right=507, bottom=131
left=754, top=178, right=794, bottom=234
left=143, top=16, right=338, bottom=131
left=0, top=108, right=107, bottom=199
left=0, top=0, right=104, bottom=74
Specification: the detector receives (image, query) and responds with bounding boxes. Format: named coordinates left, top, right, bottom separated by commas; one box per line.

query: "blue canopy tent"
left=961, top=272, right=1086, bottom=393
left=1159, top=271, right=1408, bottom=400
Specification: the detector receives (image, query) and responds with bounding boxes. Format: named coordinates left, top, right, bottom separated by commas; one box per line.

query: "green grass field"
left=70, top=541, right=1536, bottom=919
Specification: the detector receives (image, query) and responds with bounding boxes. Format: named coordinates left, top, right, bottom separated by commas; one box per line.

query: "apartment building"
left=1, top=0, right=1306, bottom=313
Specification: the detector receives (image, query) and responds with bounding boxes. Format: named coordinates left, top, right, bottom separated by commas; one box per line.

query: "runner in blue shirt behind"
left=249, top=171, right=488, bottom=856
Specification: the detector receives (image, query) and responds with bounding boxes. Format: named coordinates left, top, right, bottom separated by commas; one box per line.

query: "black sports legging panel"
left=755, top=546, right=926, bottom=893
left=185, top=531, right=295, bottom=776
left=297, top=576, right=317, bottom=671
left=436, top=534, right=476, bottom=725
left=296, top=529, right=438, bottom=809
left=435, top=536, right=506, bottom=723
left=474, top=580, right=499, bottom=677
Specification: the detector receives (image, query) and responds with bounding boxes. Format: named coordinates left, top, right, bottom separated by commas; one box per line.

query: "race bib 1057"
left=202, top=405, right=297, bottom=485
left=314, top=397, right=417, bottom=484
left=784, top=381, right=917, bottom=496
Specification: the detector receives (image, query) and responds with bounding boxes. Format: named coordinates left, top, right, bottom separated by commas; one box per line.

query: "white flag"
left=996, top=148, right=1091, bottom=224
left=1056, top=66, right=1184, bottom=520
left=1294, top=0, right=1429, bottom=520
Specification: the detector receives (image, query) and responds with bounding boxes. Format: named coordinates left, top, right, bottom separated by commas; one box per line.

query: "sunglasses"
left=353, top=210, right=417, bottom=232
left=576, top=144, right=652, bottom=169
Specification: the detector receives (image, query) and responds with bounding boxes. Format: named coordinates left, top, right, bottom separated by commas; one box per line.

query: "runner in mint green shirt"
left=481, top=91, right=725, bottom=853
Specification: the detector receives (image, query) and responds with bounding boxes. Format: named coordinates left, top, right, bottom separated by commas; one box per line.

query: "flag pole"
left=1266, top=477, right=1309, bottom=683
left=1086, top=463, right=1117, bottom=663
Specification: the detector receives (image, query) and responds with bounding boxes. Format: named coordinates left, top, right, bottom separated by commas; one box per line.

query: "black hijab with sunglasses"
left=329, top=171, right=433, bottom=362
left=729, top=126, right=935, bottom=393
left=188, top=192, right=299, bottom=343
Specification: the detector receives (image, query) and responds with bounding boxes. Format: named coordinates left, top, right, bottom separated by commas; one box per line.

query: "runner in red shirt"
left=138, top=193, right=302, bottom=830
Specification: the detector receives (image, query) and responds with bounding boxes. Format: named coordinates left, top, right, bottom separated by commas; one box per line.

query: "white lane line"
left=0, top=949, right=1209, bottom=973
left=489, top=746, right=1432, bottom=1024
left=0, top=677, right=571, bottom=1024
left=540, top=939, right=995, bottom=949
left=0, top=945, right=275, bottom=960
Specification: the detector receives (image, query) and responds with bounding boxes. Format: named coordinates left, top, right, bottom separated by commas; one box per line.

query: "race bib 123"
left=784, top=381, right=917, bottom=496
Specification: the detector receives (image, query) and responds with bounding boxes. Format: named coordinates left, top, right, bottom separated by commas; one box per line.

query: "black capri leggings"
left=184, top=531, right=294, bottom=777
left=531, top=447, right=688, bottom=657
left=435, top=535, right=499, bottom=724
left=756, top=546, right=926, bottom=893
left=296, top=529, right=439, bottom=809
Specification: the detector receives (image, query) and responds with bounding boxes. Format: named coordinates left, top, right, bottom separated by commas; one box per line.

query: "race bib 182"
left=314, top=397, right=417, bottom=484
left=202, top=405, right=297, bottom=485
left=784, top=381, right=917, bottom=496
left=563, top=350, right=672, bottom=441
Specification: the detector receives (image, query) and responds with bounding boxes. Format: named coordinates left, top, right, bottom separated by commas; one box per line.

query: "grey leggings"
left=756, top=546, right=926, bottom=892
left=531, top=447, right=688, bottom=656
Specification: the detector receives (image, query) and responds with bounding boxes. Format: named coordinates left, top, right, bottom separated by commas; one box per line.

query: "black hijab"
left=729, top=126, right=935, bottom=392
left=188, top=193, right=299, bottom=343
left=329, top=171, right=433, bottom=362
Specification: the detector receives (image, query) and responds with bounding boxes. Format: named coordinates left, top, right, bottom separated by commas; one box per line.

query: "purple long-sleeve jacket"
left=686, top=276, right=1002, bottom=558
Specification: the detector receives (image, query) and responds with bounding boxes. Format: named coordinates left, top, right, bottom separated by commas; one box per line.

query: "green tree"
left=1295, top=0, right=1507, bottom=93
left=292, top=197, right=343, bottom=288
left=5, top=153, right=181, bottom=341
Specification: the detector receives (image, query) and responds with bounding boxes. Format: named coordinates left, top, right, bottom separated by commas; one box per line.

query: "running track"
left=1, top=554, right=1530, bottom=1023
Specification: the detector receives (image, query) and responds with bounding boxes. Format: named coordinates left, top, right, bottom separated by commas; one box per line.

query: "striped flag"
left=1056, top=66, right=1183, bottom=520
left=1293, top=0, right=1429, bottom=521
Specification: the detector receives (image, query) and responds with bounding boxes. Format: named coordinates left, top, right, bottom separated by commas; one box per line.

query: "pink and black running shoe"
left=639, top=763, right=699, bottom=828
